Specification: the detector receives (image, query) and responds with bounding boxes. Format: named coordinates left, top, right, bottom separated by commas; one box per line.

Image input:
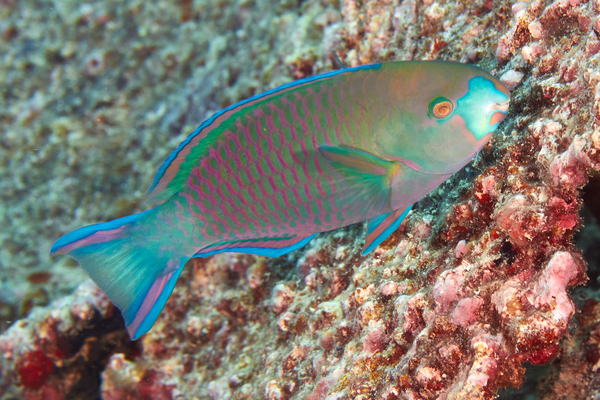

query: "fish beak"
left=494, top=100, right=510, bottom=113
left=488, top=100, right=510, bottom=127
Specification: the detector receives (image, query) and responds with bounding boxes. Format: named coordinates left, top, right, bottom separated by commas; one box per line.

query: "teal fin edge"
left=362, top=205, right=413, bottom=255
left=194, top=234, right=317, bottom=258
left=127, top=263, right=185, bottom=340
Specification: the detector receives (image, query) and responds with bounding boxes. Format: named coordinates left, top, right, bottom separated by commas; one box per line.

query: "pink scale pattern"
left=173, top=78, right=376, bottom=246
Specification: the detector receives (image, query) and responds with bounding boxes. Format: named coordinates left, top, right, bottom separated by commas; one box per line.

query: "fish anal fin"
left=194, top=234, right=317, bottom=258
left=362, top=205, right=413, bottom=255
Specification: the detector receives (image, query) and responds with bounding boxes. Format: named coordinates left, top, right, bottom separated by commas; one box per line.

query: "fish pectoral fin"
left=318, top=145, right=395, bottom=176
left=194, top=233, right=317, bottom=258
left=362, top=205, right=413, bottom=255
left=318, top=145, right=402, bottom=211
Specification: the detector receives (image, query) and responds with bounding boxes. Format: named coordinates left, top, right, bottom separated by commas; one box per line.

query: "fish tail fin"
left=50, top=209, right=187, bottom=340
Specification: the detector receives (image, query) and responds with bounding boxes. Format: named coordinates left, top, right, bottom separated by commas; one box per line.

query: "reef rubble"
left=3, top=0, right=600, bottom=399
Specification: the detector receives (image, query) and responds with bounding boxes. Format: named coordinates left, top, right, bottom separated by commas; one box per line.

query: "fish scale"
left=51, top=61, right=510, bottom=338
left=179, top=85, right=350, bottom=241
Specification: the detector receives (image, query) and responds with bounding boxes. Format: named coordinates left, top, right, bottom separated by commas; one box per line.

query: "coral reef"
left=3, top=0, right=600, bottom=399
left=527, top=297, right=600, bottom=399
left=0, top=281, right=133, bottom=399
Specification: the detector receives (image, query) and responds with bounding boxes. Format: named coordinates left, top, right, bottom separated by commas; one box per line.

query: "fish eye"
left=428, top=97, right=454, bottom=119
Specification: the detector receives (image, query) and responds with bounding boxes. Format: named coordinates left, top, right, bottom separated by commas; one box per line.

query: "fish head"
left=376, top=61, right=511, bottom=175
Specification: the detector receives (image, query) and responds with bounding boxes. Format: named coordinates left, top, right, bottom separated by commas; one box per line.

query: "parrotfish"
left=51, top=61, right=510, bottom=339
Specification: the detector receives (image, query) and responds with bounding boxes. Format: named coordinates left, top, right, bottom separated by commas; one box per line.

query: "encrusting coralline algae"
left=2, top=0, right=600, bottom=399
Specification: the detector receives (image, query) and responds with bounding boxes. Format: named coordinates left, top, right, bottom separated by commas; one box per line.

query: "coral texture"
left=535, top=296, right=600, bottom=399
left=0, top=281, right=132, bottom=399
left=2, top=0, right=600, bottom=399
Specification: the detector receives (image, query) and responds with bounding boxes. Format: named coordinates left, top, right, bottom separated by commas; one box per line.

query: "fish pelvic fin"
left=362, top=205, right=413, bottom=255
left=50, top=210, right=188, bottom=340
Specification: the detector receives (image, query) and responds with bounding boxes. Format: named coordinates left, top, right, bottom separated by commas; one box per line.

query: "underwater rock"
left=535, top=297, right=600, bottom=399
left=0, top=281, right=133, bottom=399
left=4, top=0, right=600, bottom=399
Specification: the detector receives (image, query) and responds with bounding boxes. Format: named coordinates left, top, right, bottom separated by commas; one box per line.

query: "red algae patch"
left=0, top=281, right=133, bottom=399
left=18, top=350, right=54, bottom=390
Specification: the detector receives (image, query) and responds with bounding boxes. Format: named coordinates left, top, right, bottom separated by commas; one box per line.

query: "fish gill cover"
left=1, top=0, right=600, bottom=399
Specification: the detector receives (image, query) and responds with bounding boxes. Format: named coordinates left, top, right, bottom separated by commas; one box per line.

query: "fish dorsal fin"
left=145, top=64, right=383, bottom=206
left=194, top=233, right=317, bottom=258
left=362, top=205, right=412, bottom=255
left=318, top=145, right=401, bottom=212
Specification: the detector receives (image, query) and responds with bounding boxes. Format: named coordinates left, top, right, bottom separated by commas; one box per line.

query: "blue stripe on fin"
left=366, top=213, right=388, bottom=236
left=126, top=263, right=185, bottom=340
left=146, top=63, right=383, bottom=204
left=50, top=210, right=152, bottom=254
left=362, top=205, right=413, bottom=255
left=194, top=234, right=317, bottom=258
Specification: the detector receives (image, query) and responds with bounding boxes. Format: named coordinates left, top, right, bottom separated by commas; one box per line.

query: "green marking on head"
left=456, top=76, right=510, bottom=140
left=427, top=96, right=454, bottom=119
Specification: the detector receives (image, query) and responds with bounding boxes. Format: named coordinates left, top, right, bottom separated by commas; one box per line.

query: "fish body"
left=51, top=61, right=510, bottom=339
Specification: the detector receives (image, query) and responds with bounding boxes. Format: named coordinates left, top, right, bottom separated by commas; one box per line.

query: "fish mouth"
left=488, top=100, right=510, bottom=127
left=494, top=100, right=510, bottom=113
